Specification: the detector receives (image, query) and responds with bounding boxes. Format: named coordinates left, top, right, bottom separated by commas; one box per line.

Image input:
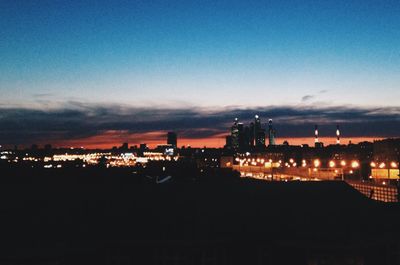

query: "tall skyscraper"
left=268, top=119, right=276, bottom=146
left=167, top=132, right=177, bottom=147
left=237, top=122, right=245, bottom=150
left=225, top=135, right=233, bottom=149
left=231, top=118, right=240, bottom=150
left=254, top=115, right=265, bottom=149
left=249, top=122, right=255, bottom=147
left=256, top=129, right=266, bottom=148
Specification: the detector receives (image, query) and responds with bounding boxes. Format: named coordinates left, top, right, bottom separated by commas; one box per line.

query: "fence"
left=346, top=180, right=398, bottom=203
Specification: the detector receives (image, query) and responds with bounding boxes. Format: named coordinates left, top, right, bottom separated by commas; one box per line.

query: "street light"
left=351, top=161, right=360, bottom=168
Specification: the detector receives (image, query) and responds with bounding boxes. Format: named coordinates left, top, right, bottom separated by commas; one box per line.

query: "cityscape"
left=1, top=115, right=399, bottom=199
left=1, top=0, right=400, bottom=264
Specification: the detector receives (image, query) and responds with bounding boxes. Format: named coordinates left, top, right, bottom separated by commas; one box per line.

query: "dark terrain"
left=0, top=167, right=399, bottom=264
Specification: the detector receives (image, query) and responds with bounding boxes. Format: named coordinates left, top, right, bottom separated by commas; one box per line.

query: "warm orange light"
left=289, top=158, right=294, bottom=163
left=329, top=161, right=336, bottom=168
left=340, top=160, right=346, bottom=166
left=379, top=162, right=386, bottom=169
left=370, top=162, right=376, bottom=168
left=390, top=162, right=398, bottom=168
left=313, top=159, right=320, bottom=168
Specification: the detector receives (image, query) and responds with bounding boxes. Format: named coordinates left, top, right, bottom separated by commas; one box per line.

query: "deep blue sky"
left=1, top=0, right=399, bottom=108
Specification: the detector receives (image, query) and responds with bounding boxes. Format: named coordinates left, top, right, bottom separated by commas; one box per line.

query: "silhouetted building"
left=225, top=136, right=233, bottom=149
left=139, top=143, right=148, bottom=156
left=231, top=118, right=240, bottom=150
left=44, top=144, right=52, bottom=151
left=167, top=132, right=177, bottom=147
left=120, top=143, right=129, bottom=151
left=268, top=119, right=276, bottom=146
left=249, top=122, right=255, bottom=147
left=254, top=115, right=265, bottom=149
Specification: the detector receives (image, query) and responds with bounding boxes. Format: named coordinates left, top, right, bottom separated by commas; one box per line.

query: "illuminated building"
left=231, top=118, right=240, bottom=150
left=268, top=119, right=276, bottom=146
left=255, top=129, right=266, bottom=148
left=253, top=115, right=265, bottom=149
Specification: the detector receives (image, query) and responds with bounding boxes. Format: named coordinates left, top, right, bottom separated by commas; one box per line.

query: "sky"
left=0, top=0, right=400, bottom=148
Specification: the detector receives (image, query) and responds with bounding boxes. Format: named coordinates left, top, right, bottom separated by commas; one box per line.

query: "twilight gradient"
left=1, top=0, right=400, bottom=108
left=1, top=1, right=400, bottom=147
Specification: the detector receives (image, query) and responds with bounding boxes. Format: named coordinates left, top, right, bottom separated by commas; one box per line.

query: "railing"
left=346, top=180, right=398, bottom=203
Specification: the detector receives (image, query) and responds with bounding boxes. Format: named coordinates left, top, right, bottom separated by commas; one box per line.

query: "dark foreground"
left=0, top=167, right=399, bottom=265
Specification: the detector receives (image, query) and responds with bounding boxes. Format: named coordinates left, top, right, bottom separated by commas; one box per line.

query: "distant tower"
left=231, top=118, right=240, bottom=150
left=314, top=125, right=319, bottom=144
left=254, top=115, right=265, bottom=148
left=268, top=119, right=276, bottom=146
left=336, top=125, right=340, bottom=145
left=167, top=132, right=177, bottom=147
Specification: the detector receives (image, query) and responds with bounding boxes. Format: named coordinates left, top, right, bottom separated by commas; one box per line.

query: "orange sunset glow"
left=53, top=130, right=384, bottom=149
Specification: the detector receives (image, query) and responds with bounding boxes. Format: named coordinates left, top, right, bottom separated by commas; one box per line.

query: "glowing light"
left=289, top=158, right=294, bottom=163
left=313, top=159, right=320, bottom=168
left=351, top=161, right=360, bottom=168
left=329, top=161, right=336, bottom=168
left=370, top=162, right=376, bottom=168
left=390, top=162, right=398, bottom=168
left=379, top=162, right=386, bottom=169
left=340, top=160, right=346, bottom=166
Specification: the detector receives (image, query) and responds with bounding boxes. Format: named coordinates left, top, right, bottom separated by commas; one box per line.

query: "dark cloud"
left=0, top=103, right=399, bottom=146
left=32, top=93, right=53, bottom=98
left=301, top=95, right=315, bottom=102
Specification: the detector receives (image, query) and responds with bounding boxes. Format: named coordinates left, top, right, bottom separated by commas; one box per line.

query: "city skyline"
left=0, top=105, right=396, bottom=149
left=1, top=0, right=399, bottom=148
